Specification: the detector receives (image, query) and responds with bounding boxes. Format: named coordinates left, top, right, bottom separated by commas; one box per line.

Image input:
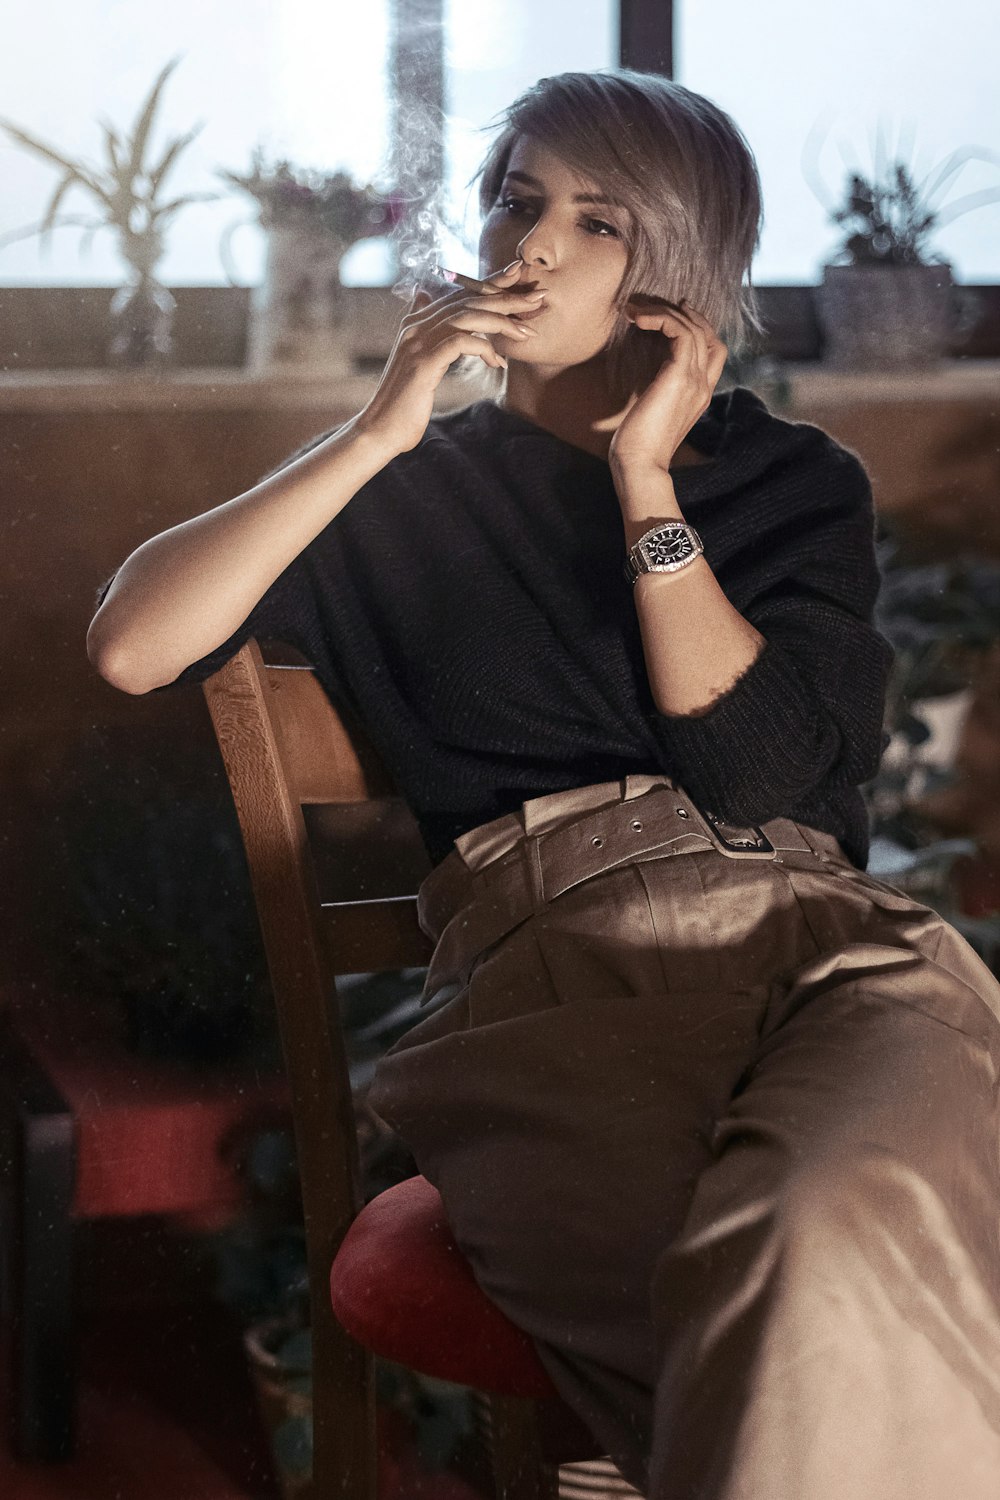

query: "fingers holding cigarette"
left=432, top=262, right=539, bottom=296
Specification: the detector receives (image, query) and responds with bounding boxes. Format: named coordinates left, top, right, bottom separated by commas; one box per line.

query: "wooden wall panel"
left=2, top=367, right=997, bottom=985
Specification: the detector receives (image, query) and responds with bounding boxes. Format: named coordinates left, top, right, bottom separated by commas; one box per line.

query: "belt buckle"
left=694, top=804, right=776, bottom=860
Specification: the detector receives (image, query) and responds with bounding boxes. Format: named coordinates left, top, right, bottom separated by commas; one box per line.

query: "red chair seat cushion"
left=330, top=1174, right=559, bottom=1398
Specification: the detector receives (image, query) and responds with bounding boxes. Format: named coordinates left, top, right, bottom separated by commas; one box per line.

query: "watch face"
left=640, top=526, right=695, bottom=567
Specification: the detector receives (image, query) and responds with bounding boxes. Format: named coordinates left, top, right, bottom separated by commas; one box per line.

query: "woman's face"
left=478, top=135, right=630, bottom=371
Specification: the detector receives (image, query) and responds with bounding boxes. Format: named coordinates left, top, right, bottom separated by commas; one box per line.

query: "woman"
left=89, top=70, right=1000, bottom=1499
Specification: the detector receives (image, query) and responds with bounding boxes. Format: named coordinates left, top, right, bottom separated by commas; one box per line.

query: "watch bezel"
left=625, top=522, right=703, bottom=582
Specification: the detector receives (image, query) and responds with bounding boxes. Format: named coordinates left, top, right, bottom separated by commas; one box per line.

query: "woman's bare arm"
left=86, top=417, right=395, bottom=694
left=88, top=261, right=539, bottom=696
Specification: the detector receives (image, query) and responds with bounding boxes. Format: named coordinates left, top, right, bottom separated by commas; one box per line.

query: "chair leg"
left=310, top=1300, right=377, bottom=1500
left=0, top=1020, right=77, bottom=1461
left=485, top=1393, right=559, bottom=1500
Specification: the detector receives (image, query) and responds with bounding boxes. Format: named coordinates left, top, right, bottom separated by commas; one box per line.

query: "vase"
left=108, top=268, right=177, bottom=371
left=814, top=262, right=979, bottom=370
left=243, top=1317, right=313, bottom=1500
left=247, top=224, right=354, bottom=377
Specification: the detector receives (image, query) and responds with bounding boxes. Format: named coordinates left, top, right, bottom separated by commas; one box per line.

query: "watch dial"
left=644, top=529, right=692, bottom=566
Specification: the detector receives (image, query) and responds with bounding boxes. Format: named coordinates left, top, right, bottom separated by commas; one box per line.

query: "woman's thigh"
left=646, top=871, right=1000, bottom=1498
left=368, top=852, right=813, bottom=1381
left=649, top=857, right=1000, bottom=1320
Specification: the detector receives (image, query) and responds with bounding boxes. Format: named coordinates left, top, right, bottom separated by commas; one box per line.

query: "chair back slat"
left=203, top=637, right=436, bottom=1499
left=265, top=664, right=395, bottom=803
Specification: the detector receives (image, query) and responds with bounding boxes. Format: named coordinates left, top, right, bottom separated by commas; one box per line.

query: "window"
left=440, top=0, right=617, bottom=273
left=2, top=1, right=996, bottom=297
left=0, top=0, right=392, bottom=286
left=675, top=0, right=1000, bottom=284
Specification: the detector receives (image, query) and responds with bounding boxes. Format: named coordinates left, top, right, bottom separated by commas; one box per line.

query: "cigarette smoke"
left=381, top=3, right=486, bottom=305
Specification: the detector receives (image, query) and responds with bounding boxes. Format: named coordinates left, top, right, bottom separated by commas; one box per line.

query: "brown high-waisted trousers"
left=368, top=774, right=1000, bottom=1499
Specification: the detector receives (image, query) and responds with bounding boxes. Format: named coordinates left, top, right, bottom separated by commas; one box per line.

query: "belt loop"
left=623, top=772, right=676, bottom=802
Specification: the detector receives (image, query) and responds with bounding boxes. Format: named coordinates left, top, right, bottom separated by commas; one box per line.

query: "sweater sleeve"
left=645, top=440, right=896, bottom=825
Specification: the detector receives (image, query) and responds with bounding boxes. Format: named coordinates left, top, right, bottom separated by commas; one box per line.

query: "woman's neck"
left=499, top=357, right=713, bottom=468
left=498, top=359, right=622, bottom=460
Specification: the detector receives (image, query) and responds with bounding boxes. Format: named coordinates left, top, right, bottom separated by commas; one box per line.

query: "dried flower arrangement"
left=217, top=147, right=405, bottom=246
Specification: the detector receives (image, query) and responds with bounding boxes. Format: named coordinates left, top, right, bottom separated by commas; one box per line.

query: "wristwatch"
left=623, top=522, right=704, bottom=584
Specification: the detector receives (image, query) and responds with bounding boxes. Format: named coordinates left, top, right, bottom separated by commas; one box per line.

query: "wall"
left=2, top=364, right=998, bottom=987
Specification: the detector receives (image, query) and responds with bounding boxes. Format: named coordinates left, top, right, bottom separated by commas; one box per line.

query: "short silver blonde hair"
left=458, top=68, right=766, bottom=403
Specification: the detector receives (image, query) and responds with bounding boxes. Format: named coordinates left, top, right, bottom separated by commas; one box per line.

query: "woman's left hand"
left=607, top=298, right=728, bottom=474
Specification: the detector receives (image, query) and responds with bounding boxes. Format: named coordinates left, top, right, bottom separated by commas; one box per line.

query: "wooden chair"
left=202, top=639, right=644, bottom=1500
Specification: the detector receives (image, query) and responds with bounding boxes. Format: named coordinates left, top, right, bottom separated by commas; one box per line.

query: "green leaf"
left=126, top=53, right=185, bottom=187
left=148, top=191, right=220, bottom=225
left=97, top=118, right=123, bottom=177
left=0, top=118, right=112, bottom=210
left=78, top=220, right=109, bottom=259
left=932, top=186, right=1000, bottom=231
left=148, top=122, right=205, bottom=198
left=917, top=145, right=997, bottom=210
left=0, top=212, right=104, bottom=254
left=39, top=172, right=78, bottom=250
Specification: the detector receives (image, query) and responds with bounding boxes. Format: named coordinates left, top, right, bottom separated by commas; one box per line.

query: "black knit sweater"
left=96, top=387, right=895, bottom=871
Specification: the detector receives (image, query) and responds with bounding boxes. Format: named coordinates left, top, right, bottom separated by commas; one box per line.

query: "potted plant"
left=216, top=147, right=404, bottom=375
left=803, top=119, right=1000, bottom=369
left=861, top=514, right=1000, bottom=971
left=0, top=53, right=219, bottom=369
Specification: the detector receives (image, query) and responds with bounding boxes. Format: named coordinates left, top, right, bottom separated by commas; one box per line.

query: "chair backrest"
left=202, top=636, right=434, bottom=1498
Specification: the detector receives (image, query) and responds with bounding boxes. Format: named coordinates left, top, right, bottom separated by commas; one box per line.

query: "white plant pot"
left=248, top=225, right=353, bottom=377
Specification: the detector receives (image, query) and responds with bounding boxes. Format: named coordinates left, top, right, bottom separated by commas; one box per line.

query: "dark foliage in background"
left=868, top=514, right=1000, bottom=847
left=44, top=723, right=277, bottom=1066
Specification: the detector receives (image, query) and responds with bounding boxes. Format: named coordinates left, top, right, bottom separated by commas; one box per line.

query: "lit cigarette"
left=433, top=266, right=493, bottom=293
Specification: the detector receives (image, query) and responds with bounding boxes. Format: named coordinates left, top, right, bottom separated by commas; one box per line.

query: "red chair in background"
left=0, top=970, right=289, bottom=1460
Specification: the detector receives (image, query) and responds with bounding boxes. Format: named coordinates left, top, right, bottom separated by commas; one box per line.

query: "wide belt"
left=417, top=777, right=851, bottom=1005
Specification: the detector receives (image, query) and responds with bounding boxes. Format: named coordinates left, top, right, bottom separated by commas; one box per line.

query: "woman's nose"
left=516, top=221, right=556, bottom=269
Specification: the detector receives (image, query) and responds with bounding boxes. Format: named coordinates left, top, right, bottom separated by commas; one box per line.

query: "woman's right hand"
left=354, top=259, right=547, bottom=456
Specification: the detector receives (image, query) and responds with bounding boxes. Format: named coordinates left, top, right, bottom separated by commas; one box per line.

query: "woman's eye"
left=495, top=196, right=619, bottom=239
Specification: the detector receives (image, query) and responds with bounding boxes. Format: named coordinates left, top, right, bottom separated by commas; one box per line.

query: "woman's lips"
left=514, top=302, right=548, bottom=321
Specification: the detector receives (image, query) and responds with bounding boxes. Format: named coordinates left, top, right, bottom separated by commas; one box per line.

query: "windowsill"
left=0, top=367, right=481, bottom=411
left=0, top=359, right=997, bottom=411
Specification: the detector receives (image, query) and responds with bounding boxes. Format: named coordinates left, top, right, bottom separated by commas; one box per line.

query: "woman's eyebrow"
left=502, top=170, right=623, bottom=207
